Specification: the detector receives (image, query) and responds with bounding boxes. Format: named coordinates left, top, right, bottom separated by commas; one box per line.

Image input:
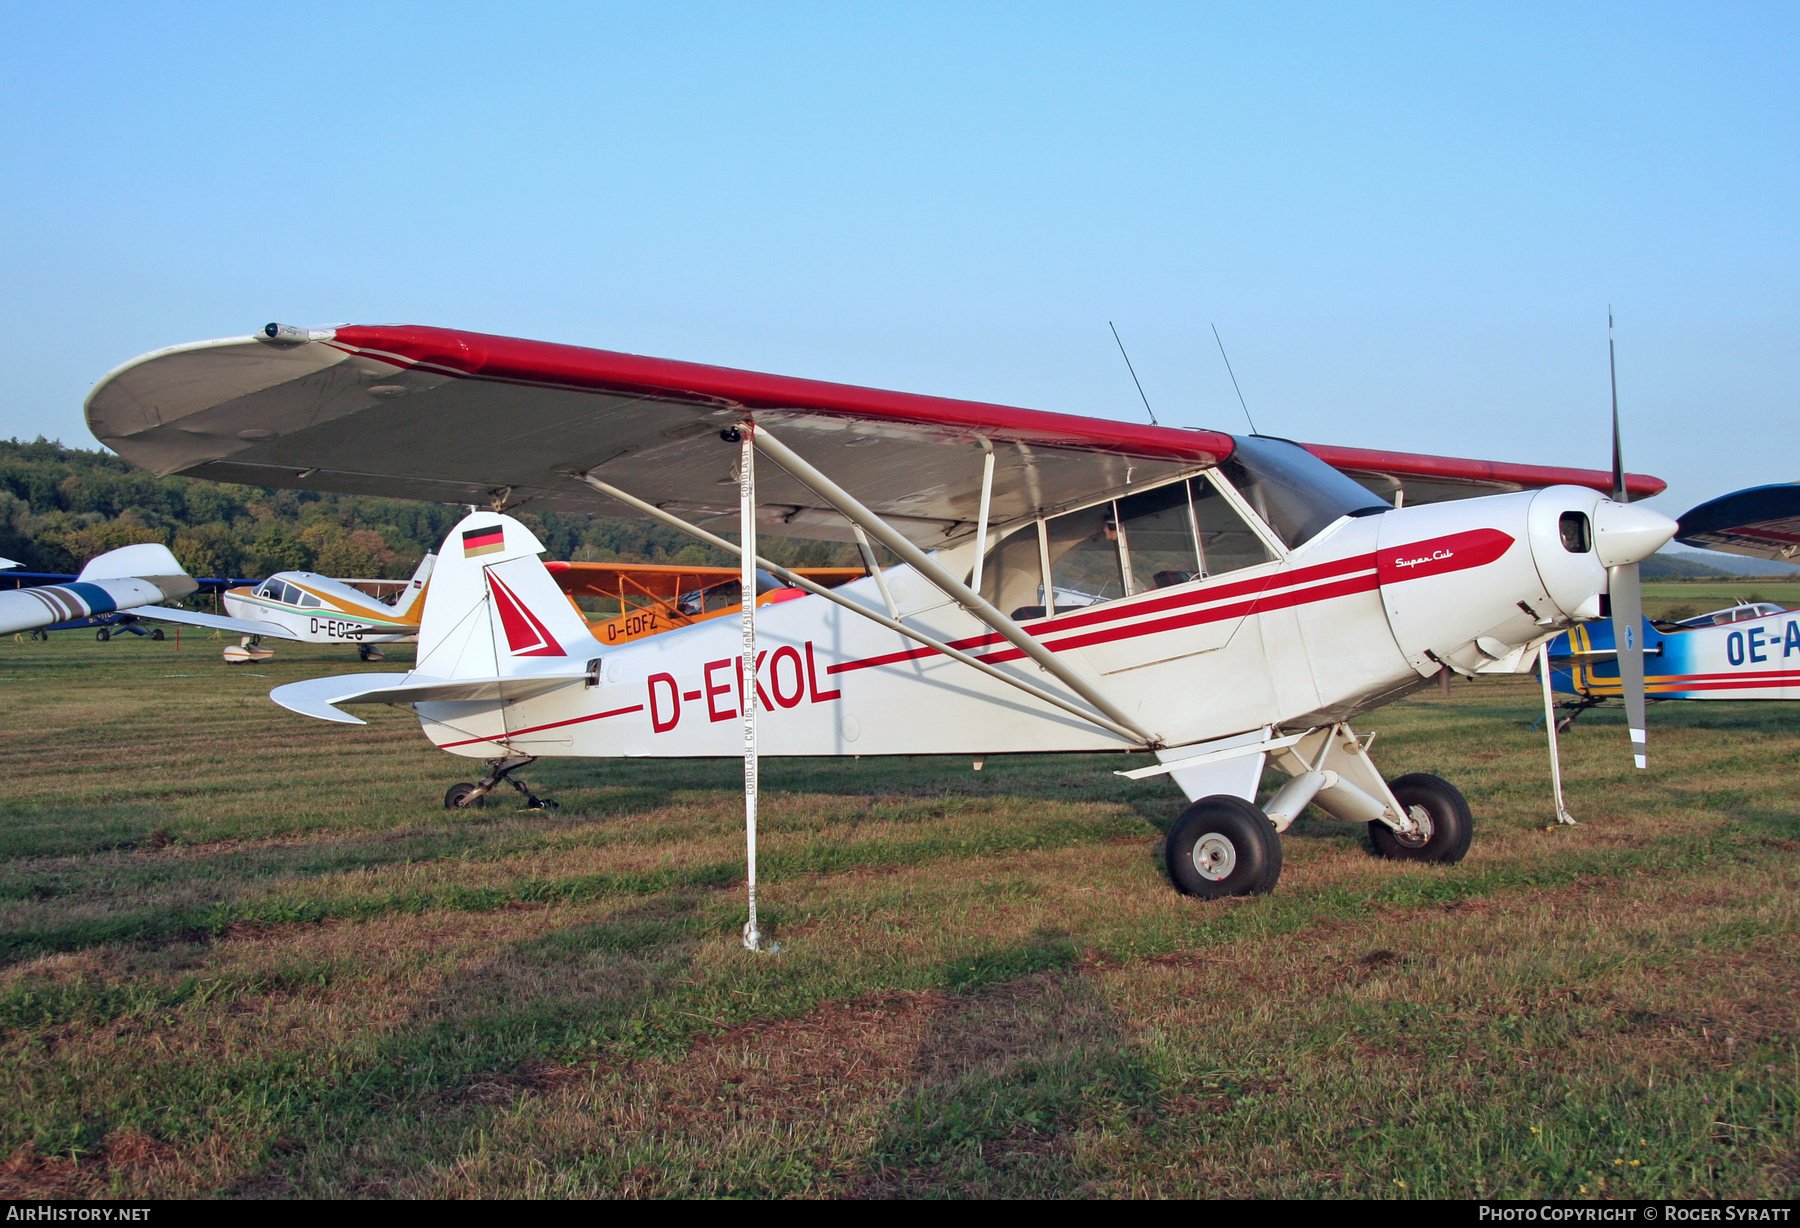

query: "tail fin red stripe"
left=487, top=572, right=567, bottom=657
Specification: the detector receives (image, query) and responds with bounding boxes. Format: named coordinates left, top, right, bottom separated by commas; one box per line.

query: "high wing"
left=87, top=324, right=1666, bottom=543
left=1674, top=483, right=1800, bottom=563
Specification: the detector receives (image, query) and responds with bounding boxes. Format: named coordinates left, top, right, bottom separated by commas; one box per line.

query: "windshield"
left=1219, top=435, right=1392, bottom=549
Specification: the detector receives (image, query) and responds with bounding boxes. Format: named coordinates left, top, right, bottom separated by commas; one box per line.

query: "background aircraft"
left=1548, top=482, right=1800, bottom=713
left=0, top=559, right=253, bottom=641
left=87, top=323, right=1675, bottom=920
left=0, top=543, right=199, bottom=640
left=550, top=561, right=865, bottom=646
left=106, top=553, right=436, bottom=662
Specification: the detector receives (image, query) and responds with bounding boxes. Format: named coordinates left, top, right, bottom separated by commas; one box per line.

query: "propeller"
left=1603, top=308, right=1648, bottom=770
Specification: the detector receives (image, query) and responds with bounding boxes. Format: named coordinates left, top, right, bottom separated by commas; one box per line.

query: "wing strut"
left=1536, top=642, right=1576, bottom=825
left=571, top=473, right=1152, bottom=745
left=750, top=425, right=1160, bottom=746
left=736, top=423, right=769, bottom=952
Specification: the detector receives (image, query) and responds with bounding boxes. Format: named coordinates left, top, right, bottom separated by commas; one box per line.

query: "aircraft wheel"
left=30, top=629, right=47, bottom=641
left=150, top=628, right=164, bottom=641
left=95, top=628, right=110, bottom=642
left=1164, top=795, right=1282, bottom=899
left=1369, top=773, right=1472, bottom=864
left=444, top=782, right=484, bottom=810
left=359, top=645, right=385, bottom=662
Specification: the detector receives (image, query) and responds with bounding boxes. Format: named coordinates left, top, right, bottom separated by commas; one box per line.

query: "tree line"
left=0, top=438, right=855, bottom=580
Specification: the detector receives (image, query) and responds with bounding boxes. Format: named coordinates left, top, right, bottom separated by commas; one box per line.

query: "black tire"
left=1164, top=795, right=1283, bottom=899
left=95, top=628, right=110, bottom=642
left=1369, top=773, right=1473, bottom=864
left=444, top=782, right=484, bottom=810
left=31, top=629, right=47, bottom=641
left=150, top=628, right=164, bottom=641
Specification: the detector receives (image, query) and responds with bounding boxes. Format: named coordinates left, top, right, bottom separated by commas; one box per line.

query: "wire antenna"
left=1108, top=322, right=1159, bottom=426
left=1211, top=323, right=1258, bottom=435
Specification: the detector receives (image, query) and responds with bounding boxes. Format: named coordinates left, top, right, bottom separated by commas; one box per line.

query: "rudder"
left=414, top=513, right=593, bottom=680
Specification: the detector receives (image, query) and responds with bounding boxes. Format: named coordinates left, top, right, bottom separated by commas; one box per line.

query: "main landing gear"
left=444, top=755, right=559, bottom=811
left=223, top=636, right=275, bottom=664
left=358, top=644, right=385, bottom=662
left=1163, top=723, right=1472, bottom=899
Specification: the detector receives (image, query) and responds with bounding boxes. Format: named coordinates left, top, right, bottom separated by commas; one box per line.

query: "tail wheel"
left=1369, top=773, right=1473, bottom=864
left=444, top=782, right=484, bottom=810
left=1164, top=795, right=1283, bottom=898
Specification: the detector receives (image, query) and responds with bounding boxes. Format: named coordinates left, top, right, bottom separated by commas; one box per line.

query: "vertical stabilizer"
left=388, top=552, right=436, bottom=619
left=414, top=513, right=593, bottom=680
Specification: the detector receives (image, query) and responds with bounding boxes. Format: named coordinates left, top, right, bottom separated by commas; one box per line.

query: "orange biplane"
left=547, top=562, right=864, bottom=646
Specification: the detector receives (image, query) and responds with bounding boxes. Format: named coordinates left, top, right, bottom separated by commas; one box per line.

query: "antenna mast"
left=1211, top=323, right=1258, bottom=435
left=1108, top=322, right=1159, bottom=426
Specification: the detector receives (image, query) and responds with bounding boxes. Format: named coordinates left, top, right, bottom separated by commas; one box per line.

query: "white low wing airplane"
left=87, top=323, right=1676, bottom=920
left=142, top=554, right=436, bottom=662
left=0, top=543, right=198, bottom=637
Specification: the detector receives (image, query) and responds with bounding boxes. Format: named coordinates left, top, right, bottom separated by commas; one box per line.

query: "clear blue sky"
left=2, top=2, right=1794, bottom=518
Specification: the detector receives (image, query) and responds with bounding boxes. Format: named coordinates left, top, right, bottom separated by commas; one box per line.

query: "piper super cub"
left=87, top=323, right=1676, bottom=901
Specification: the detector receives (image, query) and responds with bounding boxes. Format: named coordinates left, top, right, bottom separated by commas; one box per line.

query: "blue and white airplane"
left=0, top=543, right=200, bottom=640
left=1548, top=483, right=1800, bottom=709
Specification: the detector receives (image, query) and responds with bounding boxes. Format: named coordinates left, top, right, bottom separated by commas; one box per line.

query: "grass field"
left=0, top=612, right=1795, bottom=1199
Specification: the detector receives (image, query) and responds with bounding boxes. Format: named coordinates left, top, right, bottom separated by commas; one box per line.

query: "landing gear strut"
left=358, top=644, right=385, bottom=662
left=1155, top=721, right=1475, bottom=898
left=444, top=755, right=558, bottom=811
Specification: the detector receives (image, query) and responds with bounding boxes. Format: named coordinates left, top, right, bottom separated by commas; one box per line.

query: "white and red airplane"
left=86, top=323, right=1676, bottom=930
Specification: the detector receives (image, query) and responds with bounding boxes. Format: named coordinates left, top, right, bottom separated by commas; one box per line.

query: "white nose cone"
left=1593, top=501, right=1678, bottom=568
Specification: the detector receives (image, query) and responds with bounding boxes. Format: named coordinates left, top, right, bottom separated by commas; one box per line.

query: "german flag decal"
left=462, top=524, right=505, bottom=557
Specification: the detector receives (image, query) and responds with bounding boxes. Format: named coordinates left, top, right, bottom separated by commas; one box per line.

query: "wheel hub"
left=1392, top=804, right=1434, bottom=848
left=1192, top=833, right=1238, bottom=881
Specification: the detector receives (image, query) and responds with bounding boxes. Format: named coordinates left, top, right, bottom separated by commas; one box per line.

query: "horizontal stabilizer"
left=271, top=669, right=592, bottom=724
left=123, top=605, right=291, bottom=638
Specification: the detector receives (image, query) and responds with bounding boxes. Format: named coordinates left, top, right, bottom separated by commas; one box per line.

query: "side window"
left=1115, top=483, right=1199, bottom=595
left=1046, top=504, right=1124, bottom=609
left=978, top=525, right=1045, bottom=620
left=1190, top=476, right=1276, bottom=576
left=300, top=592, right=322, bottom=609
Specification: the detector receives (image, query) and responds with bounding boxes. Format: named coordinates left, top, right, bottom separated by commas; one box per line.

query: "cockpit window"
left=1190, top=476, right=1276, bottom=574
left=1046, top=505, right=1124, bottom=609
left=1219, top=435, right=1391, bottom=549
left=975, top=472, right=1283, bottom=620
left=1116, top=483, right=1199, bottom=595
left=978, top=524, right=1046, bottom=617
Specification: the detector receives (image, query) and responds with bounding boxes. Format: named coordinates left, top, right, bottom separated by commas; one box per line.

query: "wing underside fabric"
left=86, top=325, right=1666, bottom=543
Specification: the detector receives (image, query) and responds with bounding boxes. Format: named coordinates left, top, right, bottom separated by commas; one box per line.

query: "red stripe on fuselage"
left=437, top=702, right=645, bottom=749
left=825, top=527, right=1510, bottom=680
left=827, top=552, right=1383, bottom=677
